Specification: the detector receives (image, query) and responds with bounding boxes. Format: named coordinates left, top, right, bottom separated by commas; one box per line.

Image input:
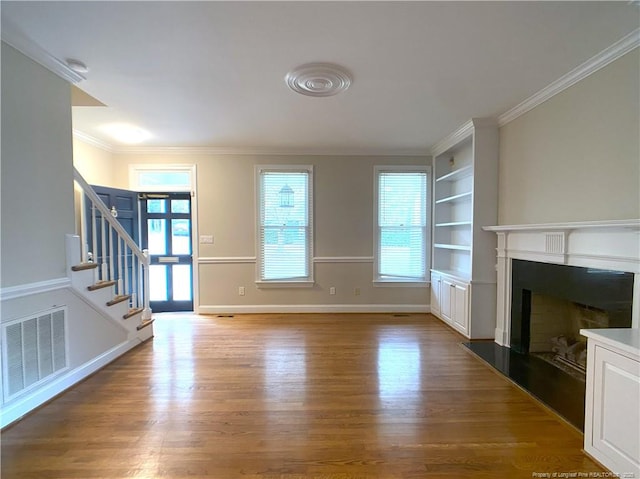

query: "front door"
left=140, top=193, right=194, bottom=312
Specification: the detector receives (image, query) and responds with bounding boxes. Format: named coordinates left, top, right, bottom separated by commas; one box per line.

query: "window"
left=374, top=166, right=429, bottom=283
left=129, top=165, right=195, bottom=192
left=256, top=166, right=313, bottom=285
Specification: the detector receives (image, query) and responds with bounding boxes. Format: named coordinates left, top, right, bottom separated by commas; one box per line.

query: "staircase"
left=66, top=168, right=153, bottom=340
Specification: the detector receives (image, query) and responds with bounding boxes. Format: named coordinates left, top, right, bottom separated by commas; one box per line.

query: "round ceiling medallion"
left=285, top=63, right=352, bottom=97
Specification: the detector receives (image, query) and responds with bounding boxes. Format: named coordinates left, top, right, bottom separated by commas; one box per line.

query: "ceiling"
left=2, top=1, right=639, bottom=154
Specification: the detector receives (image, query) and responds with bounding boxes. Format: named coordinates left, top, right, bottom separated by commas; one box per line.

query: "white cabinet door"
left=586, top=344, right=640, bottom=476
left=452, top=283, right=469, bottom=336
left=441, top=279, right=453, bottom=324
left=430, top=273, right=441, bottom=317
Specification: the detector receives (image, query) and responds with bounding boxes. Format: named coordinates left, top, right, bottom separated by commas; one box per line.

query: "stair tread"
left=106, top=295, right=131, bottom=307
left=87, top=280, right=116, bottom=291
left=123, top=307, right=144, bottom=319
left=71, top=262, right=99, bottom=272
left=136, top=318, right=155, bottom=331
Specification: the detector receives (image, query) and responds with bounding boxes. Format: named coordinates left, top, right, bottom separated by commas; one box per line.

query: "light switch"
left=200, top=235, right=214, bottom=244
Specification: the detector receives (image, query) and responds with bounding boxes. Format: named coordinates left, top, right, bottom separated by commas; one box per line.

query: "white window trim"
left=373, top=165, right=431, bottom=285
left=255, top=165, right=314, bottom=287
left=129, top=164, right=196, bottom=193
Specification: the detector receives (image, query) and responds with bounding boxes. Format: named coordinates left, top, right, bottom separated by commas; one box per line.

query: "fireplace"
left=510, top=259, right=634, bottom=378
left=470, top=220, right=640, bottom=429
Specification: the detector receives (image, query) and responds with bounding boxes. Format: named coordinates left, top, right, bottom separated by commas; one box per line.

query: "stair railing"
left=73, top=167, right=151, bottom=321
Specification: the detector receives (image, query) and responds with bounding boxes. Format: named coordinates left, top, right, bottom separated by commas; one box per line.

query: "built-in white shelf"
left=435, top=221, right=472, bottom=227
left=431, top=118, right=498, bottom=339
left=435, top=191, right=472, bottom=205
left=434, top=243, right=471, bottom=251
left=435, top=165, right=473, bottom=183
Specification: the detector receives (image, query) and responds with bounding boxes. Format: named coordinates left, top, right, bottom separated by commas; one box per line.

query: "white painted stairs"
left=66, top=234, right=154, bottom=342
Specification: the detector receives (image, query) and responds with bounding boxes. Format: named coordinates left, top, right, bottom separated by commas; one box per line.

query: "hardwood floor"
left=1, top=313, right=603, bottom=478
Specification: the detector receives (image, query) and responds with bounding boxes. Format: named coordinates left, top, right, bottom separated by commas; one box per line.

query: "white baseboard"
left=198, top=304, right=430, bottom=314
left=1, top=338, right=141, bottom=428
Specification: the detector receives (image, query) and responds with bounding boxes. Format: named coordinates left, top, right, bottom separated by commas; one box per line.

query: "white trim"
left=73, top=130, right=114, bottom=153
left=0, top=338, right=141, bottom=428
left=484, top=219, right=640, bottom=232
left=1, top=18, right=86, bottom=84
left=314, top=256, right=374, bottom=263
left=0, top=277, right=71, bottom=301
left=255, top=165, right=314, bottom=284
left=113, top=145, right=428, bottom=157
left=198, top=256, right=375, bottom=264
left=373, top=280, right=428, bottom=288
left=128, top=164, right=196, bottom=192
left=373, top=165, right=431, bottom=284
left=199, top=304, right=430, bottom=314
left=198, top=256, right=257, bottom=264
left=431, top=120, right=474, bottom=157
left=498, top=29, right=640, bottom=127
left=488, top=220, right=640, bottom=345
left=255, top=281, right=315, bottom=289
left=506, top=249, right=640, bottom=268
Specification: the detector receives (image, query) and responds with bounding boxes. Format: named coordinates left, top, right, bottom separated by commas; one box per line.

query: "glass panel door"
left=140, top=193, right=193, bottom=312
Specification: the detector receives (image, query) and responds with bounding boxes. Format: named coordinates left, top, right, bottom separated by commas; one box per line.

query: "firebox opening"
left=529, top=293, right=611, bottom=380
left=510, top=260, right=634, bottom=379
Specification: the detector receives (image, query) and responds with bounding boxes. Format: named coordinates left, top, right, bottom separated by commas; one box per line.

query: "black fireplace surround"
left=465, top=259, right=634, bottom=429
left=510, top=259, right=634, bottom=354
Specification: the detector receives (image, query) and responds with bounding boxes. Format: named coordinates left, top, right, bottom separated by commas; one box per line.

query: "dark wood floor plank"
left=1, top=313, right=602, bottom=478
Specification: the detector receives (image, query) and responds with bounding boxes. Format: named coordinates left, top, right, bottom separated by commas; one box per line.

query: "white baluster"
left=124, top=244, right=129, bottom=295
left=132, top=255, right=138, bottom=309
left=91, top=203, right=98, bottom=268
left=117, top=236, right=123, bottom=296
left=101, top=215, right=107, bottom=280
left=109, top=224, right=115, bottom=287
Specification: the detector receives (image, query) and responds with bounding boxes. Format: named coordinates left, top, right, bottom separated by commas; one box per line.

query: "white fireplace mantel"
left=484, top=219, right=640, bottom=346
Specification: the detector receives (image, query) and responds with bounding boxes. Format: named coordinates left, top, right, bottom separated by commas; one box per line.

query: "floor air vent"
left=3, top=306, right=68, bottom=401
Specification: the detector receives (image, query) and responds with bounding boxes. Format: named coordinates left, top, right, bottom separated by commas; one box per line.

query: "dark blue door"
left=85, top=185, right=140, bottom=289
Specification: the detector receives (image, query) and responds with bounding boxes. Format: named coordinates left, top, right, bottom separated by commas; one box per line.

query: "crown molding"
left=1, top=18, right=85, bottom=84
left=498, top=28, right=640, bottom=127
left=72, top=129, right=429, bottom=157
left=430, top=120, right=474, bottom=157
left=111, top=145, right=429, bottom=157
left=72, top=130, right=114, bottom=152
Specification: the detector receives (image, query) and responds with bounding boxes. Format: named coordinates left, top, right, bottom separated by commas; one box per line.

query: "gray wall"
left=1, top=43, right=75, bottom=287
left=498, top=49, right=640, bottom=225
left=113, top=153, right=430, bottom=311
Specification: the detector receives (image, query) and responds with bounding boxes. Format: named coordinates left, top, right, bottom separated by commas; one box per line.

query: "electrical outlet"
left=329, top=287, right=336, bottom=295
left=238, top=286, right=245, bottom=296
left=354, top=287, right=360, bottom=296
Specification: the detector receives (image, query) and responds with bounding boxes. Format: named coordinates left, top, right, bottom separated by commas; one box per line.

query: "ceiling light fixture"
left=99, top=123, right=152, bottom=144
left=285, top=63, right=352, bottom=97
left=66, top=58, right=89, bottom=74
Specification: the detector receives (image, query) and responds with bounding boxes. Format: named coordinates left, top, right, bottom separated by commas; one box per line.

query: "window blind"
left=377, top=170, right=427, bottom=281
left=258, top=169, right=311, bottom=282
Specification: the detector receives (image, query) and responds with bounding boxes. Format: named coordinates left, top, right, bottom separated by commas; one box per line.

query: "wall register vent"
left=2, top=306, right=68, bottom=401
left=545, top=232, right=566, bottom=254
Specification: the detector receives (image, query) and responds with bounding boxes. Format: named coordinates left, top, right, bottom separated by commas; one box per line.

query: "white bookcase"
left=430, top=118, right=498, bottom=339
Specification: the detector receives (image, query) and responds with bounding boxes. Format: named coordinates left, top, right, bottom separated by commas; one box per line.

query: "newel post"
left=142, top=249, right=152, bottom=320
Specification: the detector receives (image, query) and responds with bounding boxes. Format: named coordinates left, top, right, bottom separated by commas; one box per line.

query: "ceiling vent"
left=285, top=63, right=352, bottom=97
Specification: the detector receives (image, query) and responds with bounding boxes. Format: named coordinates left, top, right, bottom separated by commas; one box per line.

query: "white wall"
left=113, top=153, right=431, bottom=312
left=73, top=138, right=115, bottom=186
left=498, top=49, right=640, bottom=225
left=1, top=43, right=76, bottom=287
